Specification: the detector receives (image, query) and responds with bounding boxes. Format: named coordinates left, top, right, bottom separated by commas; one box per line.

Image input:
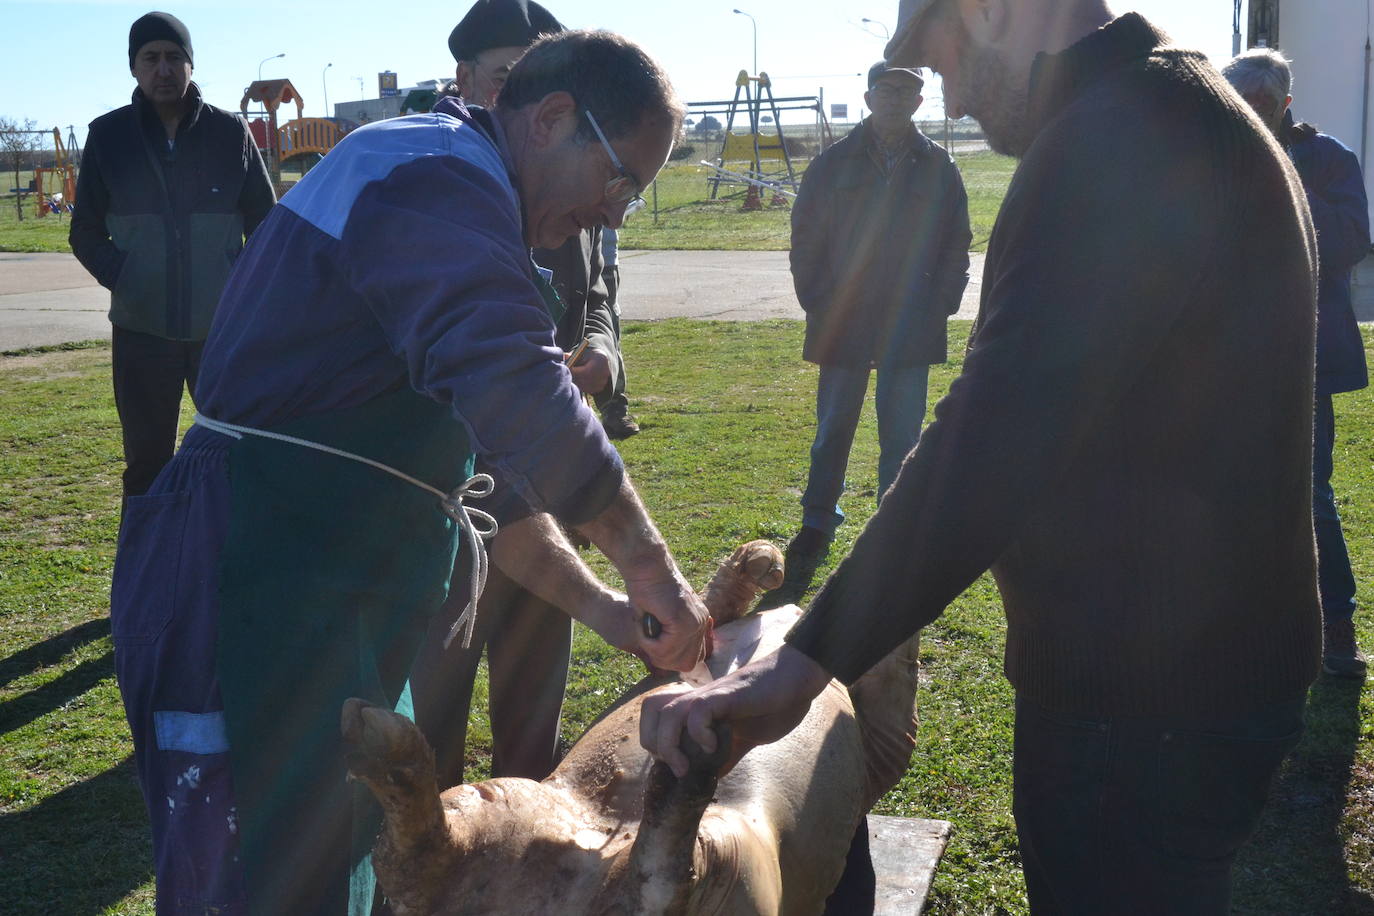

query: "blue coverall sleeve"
left=339, top=154, right=623, bottom=525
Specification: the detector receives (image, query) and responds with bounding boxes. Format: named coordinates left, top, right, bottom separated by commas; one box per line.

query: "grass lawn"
left=620, top=150, right=1014, bottom=253
left=0, top=151, right=1016, bottom=256
left=0, top=184, right=72, bottom=253
left=1, top=323, right=1371, bottom=913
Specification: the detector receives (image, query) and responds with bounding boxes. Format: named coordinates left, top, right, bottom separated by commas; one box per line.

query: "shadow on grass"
left=0, top=617, right=109, bottom=690
left=0, top=754, right=153, bottom=913
left=0, top=650, right=115, bottom=734
left=1233, top=674, right=1374, bottom=914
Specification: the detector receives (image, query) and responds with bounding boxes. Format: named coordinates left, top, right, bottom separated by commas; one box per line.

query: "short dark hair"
left=497, top=29, right=683, bottom=142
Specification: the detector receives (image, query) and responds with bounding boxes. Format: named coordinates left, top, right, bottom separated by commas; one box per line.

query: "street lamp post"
left=861, top=18, right=890, bottom=41
left=258, top=52, right=285, bottom=82
left=732, top=8, right=757, bottom=76
left=322, top=62, right=333, bottom=118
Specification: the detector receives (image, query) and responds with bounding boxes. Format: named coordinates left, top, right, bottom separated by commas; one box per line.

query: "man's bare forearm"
left=489, top=512, right=617, bottom=616
left=574, top=475, right=672, bottom=582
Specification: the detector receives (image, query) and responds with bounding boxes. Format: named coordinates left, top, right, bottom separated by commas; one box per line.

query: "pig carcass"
left=341, top=540, right=920, bottom=915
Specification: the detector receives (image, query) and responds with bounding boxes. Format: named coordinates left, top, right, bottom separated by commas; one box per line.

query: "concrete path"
left=9, top=246, right=1374, bottom=352
left=0, top=253, right=108, bottom=352
left=0, top=249, right=986, bottom=352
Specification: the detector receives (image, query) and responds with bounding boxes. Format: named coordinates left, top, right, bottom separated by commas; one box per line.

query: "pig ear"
left=618, top=724, right=732, bottom=914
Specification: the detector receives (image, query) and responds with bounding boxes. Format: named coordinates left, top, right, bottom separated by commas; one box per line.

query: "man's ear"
left=527, top=90, right=579, bottom=149
left=454, top=61, right=473, bottom=98
left=960, top=0, right=1010, bottom=45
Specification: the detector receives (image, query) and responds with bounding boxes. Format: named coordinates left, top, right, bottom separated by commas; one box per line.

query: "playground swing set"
left=690, top=70, right=831, bottom=211
left=7, top=126, right=79, bottom=219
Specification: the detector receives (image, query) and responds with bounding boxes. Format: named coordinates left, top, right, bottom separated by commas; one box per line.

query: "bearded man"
left=643, top=2, right=1321, bottom=911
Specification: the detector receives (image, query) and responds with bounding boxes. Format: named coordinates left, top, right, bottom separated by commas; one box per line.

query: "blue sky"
left=0, top=1, right=1243, bottom=147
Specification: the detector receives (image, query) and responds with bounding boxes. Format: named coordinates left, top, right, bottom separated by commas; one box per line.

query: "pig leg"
left=699, top=539, right=784, bottom=624
left=846, top=632, right=921, bottom=809
left=340, top=698, right=460, bottom=916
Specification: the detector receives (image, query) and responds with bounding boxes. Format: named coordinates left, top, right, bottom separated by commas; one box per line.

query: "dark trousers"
left=1012, top=694, right=1303, bottom=914
left=409, top=565, right=573, bottom=788
left=1313, top=393, right=1357, bottom=623
left=112, top=325, right=203, bottom=499
left=596, top=264, right=630, bottom=417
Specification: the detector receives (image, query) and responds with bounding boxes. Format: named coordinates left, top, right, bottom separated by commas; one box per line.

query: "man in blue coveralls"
left=109, top=29, right=708, bottom=915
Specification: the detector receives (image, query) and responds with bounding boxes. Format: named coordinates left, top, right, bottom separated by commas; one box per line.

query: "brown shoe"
left=1322, top=618, right=1368, bottom=679
left=602, top=412, right=640, bottom=440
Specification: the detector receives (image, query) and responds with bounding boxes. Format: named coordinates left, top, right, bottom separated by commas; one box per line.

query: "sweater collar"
left=1026, top=13, right=1172, bottom=136
left=862, top=116, right=920, bottom=154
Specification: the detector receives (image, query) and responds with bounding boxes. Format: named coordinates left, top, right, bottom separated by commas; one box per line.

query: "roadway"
left=10, top=248, right=1374, bottom=352
left=0, top=250, right=986, bottom=352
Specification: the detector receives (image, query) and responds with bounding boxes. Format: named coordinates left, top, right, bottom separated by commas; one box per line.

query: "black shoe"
left=1323, top=618, right=1368, bottom=679
left=602, top=412, right=641, bottom=440
left=786, top=525, right=832, bottom=563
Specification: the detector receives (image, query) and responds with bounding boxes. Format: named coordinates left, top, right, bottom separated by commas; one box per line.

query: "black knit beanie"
left=128, top=12, right=193, bottom=69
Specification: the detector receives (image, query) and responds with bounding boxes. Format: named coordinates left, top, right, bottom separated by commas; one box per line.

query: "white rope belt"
left=194, top=412, right=497, bottom=650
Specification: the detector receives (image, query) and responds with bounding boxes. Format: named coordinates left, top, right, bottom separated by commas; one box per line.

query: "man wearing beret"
left=644, top=0, right=1321, bottom=910
left=71, top=11, right=275, bottom=508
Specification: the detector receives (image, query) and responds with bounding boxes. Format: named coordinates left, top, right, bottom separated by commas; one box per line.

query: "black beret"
left=129, top=11, right=193, bottom=69
left=448, top=0, right=563, bottom=63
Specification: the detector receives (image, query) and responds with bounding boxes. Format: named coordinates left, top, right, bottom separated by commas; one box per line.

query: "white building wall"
left=1272, top=0, right=1373, bottom=223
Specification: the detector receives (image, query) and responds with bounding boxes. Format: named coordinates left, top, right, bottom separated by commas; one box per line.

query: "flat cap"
left=884, top=0, right=939, bottom=65
left=867, top=60, right=924, bottom=91
left=448, top=0, right=563, bottom=62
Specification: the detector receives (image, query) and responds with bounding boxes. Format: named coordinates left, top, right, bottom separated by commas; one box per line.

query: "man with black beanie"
left=71, top=10, right=275, bottom=507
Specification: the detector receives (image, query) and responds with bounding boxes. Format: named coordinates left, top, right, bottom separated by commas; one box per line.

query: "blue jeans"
left=1013, top=694, right=1303, bottom=914
left=801, top=364, right=930, bottom=535
left=1314, top=394, right=1357, bottom=624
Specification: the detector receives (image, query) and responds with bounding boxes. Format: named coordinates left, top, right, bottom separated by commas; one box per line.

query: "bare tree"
left=0, top=117, right=41, bottom=222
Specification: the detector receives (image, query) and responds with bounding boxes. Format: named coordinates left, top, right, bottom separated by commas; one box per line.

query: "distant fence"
left=680, top=117, right=989, bottom=167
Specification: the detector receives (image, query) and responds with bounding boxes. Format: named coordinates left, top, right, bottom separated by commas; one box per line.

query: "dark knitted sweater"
left=786, top=14, right=1322, bottom=718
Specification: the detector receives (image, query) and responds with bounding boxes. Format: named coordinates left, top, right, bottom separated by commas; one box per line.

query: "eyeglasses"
left=584, top=109, right=644, bottom=205
left=871, top=83, right=921, bottom=100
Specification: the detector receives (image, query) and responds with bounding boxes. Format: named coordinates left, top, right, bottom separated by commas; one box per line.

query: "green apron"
left=216, top=387, right=472, bottom=916
left=216, top=264, right=564, bottom=915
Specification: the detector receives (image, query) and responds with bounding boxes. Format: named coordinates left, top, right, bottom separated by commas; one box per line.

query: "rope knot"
left=442, top=473, right=499, bottom=650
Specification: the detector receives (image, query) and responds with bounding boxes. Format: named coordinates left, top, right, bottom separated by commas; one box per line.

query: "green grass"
left=619, top=149, right=1015, bottom=252
left=2, top=324, right=1371, bottom=913
left=0, top=182, right=72, bottom=253
left=0, top=150, right=1015, bottom=256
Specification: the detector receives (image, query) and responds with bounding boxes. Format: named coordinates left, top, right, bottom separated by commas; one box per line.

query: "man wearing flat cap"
left=71, top=11, right=274, bottom=509
left=781, top=59, right=969, bottom=592
left=644, top=0, right=1321, bottom=910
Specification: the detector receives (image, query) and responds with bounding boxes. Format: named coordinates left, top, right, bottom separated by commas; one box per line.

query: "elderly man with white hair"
left=644, top=1, right=1323, bottom=910
left=1224, top=48, right=1371, bottom=681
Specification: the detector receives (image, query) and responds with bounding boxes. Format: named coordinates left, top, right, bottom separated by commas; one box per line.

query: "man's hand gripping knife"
left=574, top=476, right=712, bottom=674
